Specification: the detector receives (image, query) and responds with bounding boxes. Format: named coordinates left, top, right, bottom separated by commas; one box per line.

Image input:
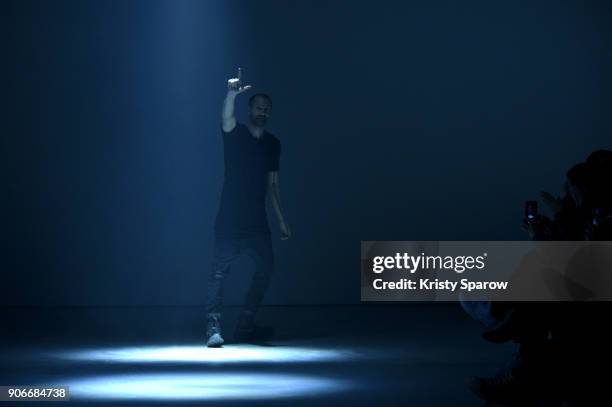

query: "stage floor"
left=0, top=304, right=513, bottom=406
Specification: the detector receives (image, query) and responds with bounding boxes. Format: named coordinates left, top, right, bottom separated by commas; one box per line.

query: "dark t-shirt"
left=214, top=123, right=281, bottom=237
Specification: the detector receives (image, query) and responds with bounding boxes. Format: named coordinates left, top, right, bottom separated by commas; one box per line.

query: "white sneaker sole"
left=206, top=333, right=225, bottom=348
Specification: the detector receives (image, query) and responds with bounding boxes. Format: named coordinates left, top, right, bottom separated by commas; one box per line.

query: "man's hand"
left=222, top=68, right=252, bottom=132
left=280, top=221, right=292, bottom=241
left=227, top=67, right=252, bottom=95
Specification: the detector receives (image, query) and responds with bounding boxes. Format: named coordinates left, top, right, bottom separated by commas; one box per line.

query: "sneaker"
left=206, top=333, right=224, bottom=348
left=205, top=313, right=224, bottom=348
left=233, top=312, right=274, bottom=343
left=234, top=324, right=275, bottom=343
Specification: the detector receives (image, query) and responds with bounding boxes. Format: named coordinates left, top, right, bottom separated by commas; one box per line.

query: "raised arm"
left=222, top=67, right=252, bottom=133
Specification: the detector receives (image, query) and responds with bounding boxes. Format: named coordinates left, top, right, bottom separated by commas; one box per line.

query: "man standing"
left=205, top=68, right=291, bottom=347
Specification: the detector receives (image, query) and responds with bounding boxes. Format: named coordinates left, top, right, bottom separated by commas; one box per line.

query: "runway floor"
left=0, top=304, right=513, bottom=406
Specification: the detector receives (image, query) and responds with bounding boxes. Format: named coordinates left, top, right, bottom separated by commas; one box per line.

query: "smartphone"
left=525, top=201, right=538, bottom=222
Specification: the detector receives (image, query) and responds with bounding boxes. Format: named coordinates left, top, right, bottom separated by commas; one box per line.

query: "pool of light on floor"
left=47, top=372, right=349, bottom=400
left=50, top=344, right=362, bottom=364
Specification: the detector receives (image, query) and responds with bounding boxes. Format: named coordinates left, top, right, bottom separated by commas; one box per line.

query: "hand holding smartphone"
left=525, top=201, right=538, bottom=223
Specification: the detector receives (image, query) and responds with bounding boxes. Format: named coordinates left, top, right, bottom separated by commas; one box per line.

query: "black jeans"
left=205, top=234, right=275, bottom=317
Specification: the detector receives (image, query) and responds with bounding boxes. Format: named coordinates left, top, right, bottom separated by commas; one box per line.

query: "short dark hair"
left=566, top=163, right=589, bottom=190
left=587, top=149, right=612, bottom=168
left=248, top=93, right=272, bottom=108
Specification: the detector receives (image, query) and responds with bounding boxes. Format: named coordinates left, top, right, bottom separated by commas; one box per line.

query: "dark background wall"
left=2, top=0, right=611, bottom=306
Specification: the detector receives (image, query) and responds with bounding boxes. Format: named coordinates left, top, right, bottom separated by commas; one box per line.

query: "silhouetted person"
left=553, top=150, right=612, bottom=403
left=584, top=149, right=612, bottom=239
left=466, top=152, right=612, bottom=404
left=204, top=68, right=291, bottom=347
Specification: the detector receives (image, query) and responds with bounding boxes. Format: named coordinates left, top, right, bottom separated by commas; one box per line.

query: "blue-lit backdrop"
left=2, top=0, right=612, bottom=306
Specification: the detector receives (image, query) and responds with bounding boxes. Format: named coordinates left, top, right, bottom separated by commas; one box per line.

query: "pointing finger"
left=238, top=67, right=242, bottom=82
